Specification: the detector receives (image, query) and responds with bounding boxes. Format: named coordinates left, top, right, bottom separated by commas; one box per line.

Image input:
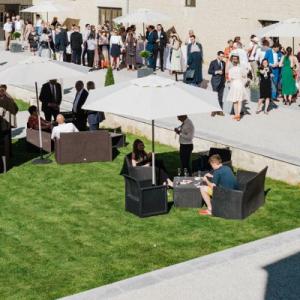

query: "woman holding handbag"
left=185, top=35, right=203, bottom=86
left=169, top=33, right=182, bottom=75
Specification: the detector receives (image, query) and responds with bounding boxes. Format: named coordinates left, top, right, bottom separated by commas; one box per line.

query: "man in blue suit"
left=264, top=43, right=282, bottom=101
left=208, top=51, right=226, bottom=116
left=146, top=25, right=158, bottom=71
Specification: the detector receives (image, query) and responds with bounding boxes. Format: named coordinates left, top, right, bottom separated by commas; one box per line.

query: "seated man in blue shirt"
left=199, top=154, right=238, bottom=216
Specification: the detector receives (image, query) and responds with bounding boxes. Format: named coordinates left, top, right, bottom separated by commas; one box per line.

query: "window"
left=98, top=7, right=122, bottom=26
left=185, top=0, right=196, bottom=7
left=258, top=20, right=279, bottom=27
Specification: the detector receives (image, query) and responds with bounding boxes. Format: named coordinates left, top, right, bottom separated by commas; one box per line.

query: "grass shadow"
left=11, top=138, right=42, bottom=168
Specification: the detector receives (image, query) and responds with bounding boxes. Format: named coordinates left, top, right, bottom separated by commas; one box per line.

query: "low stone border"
left=103, top=114, right=300, bottom=185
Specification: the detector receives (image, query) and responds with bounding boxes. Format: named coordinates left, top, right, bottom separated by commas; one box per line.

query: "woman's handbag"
left=185, top=69, right=195, bottom=80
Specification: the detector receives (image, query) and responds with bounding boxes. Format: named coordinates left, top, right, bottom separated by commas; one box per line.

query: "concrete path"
left=1, top=45, right=300, bottom=167
left=59, top=228, right=300, bottom=300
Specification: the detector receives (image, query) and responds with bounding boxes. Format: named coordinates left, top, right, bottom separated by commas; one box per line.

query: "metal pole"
left=151, top=120, right=156, bottom=185
left=292, top=37, right=295, bottom=54
left=32, top=82, right=52, bottom=165
left=35, top=81, right=43, bottom=159
left=126, top=0, right=130, bottom=14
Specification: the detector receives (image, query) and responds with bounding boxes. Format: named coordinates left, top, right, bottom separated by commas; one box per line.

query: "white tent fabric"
left=113, top=8, right=171, bottom=24
left=21, top=0, right=70, bottom=13
left=257, top=18, right=300, bottom=37
left=83, top=75, right=221, bottom=120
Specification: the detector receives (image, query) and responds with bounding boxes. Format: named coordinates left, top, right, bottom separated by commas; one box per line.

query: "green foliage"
left=1, top=134, right=300, bottom=299
left=104, top=66, right=115, bottom=87
left=12, top=32, right=21, bottom=40
left=139, top=50, right=151, bottom=59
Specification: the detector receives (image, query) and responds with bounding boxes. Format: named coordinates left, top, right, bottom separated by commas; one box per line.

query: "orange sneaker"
left=198, top=209, right=212, bottom=216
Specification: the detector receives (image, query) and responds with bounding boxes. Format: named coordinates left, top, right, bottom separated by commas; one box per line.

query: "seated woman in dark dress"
left=131, top=139, right=173, bottom=187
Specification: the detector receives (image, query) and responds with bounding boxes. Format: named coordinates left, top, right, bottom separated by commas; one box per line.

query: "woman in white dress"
left=226, top=55, right=247, bottom=121
left=169, top=33, right=182, bottom=74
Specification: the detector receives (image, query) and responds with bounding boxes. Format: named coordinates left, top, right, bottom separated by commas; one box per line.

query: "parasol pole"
left=151, top=120, right=156, bottom=185
left=32, top=81, right=52, bottom=164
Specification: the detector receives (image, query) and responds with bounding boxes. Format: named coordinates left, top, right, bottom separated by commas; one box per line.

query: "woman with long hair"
left=256, top=59, right=272, bottom=114
left=279, top=46, right=299, bottom=105
left=226, top=55, right=247, bottom=121
left=131, top=139, right=173, bottom=187
left=125, top=29, right=137, bottom=70
left=169, top=33, right=182, bottom=74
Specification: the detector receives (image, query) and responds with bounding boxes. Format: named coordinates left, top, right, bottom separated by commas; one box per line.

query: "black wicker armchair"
left=192, top=147, right=232, bottom=174
left=123, top=174, right=168, bottom=218
left=212, top=167, right=268, bottom=220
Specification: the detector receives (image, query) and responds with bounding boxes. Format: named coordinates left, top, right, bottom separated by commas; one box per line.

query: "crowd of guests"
left=209, top=35, right=300, bottom=120
left=3, top=13, right=300, bottom=124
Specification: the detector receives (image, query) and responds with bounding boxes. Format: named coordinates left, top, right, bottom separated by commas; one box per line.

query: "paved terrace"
left=60, top=228, right=300, bottom=300
left=1, top=45, right=300, bottom=168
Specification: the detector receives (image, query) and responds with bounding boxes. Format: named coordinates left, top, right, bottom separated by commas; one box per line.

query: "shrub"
left=105, top=66, right=115, bottom=87
left=12, top=32, right=21, bottom=40
left=139, top=50, right=151, bottom=59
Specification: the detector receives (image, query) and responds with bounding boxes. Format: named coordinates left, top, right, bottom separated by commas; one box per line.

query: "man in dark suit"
left=154, top=24, right=168, bottom=72
left=70, top=26, right=83, bottom=65
left=39, top=79, right=62, bottom=122
left=72, top=81, right=89, bottom=131
left=208, top=51, right=226, bottom=116
left=146, top=25, right=158, bottom=71
left=55, top=26, right=68, bottom=62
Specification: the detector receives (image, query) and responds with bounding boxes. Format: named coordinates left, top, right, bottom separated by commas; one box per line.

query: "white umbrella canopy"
left=21, top=0, right=70, bottom=13
left=0, top=57, right=90, bottom=164
left=0, top=56, right=90, bottom=86
left=83, top=75, right=220, bottom=120
left=83, top=75, right=220, bottom=184
left=113, top=8, right=171, bottom=24
left=257, top=18, right=300, bottom=38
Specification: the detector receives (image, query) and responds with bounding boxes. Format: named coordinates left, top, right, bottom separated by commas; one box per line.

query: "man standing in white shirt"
left=51, top=114, right=79, bottom=140
left=248, top=36, right=260, bottom=84
left=3, top=18, right=13, bottom=51
left=14, top=15, right=25, bottom=41
left=175, top=115, right=195, bottom=175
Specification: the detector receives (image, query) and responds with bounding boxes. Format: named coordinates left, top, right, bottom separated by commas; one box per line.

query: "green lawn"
left=15, top=99, right=30, bottom=112
left=0, top=135, right=300, bottom=300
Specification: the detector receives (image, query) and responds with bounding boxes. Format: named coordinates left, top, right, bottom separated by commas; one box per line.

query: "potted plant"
left=10, top=32, right=23, bottom=53
left=138, top=50, right=153, bottom=78
left=105, top=66, right=115, bottom=87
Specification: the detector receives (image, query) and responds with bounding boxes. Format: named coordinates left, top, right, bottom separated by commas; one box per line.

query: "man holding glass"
left=175, top=115, right=195, bottom=176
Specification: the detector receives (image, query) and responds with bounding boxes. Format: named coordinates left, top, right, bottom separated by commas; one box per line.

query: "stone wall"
left=103, top=113, right=300, bottom=185
left=30, top=0, right=300, bottom=61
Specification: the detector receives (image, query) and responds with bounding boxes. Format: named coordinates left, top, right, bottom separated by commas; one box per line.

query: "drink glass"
left=177, top=168, right=181, bottom=177
left=184, top=168, right=188, bottom=178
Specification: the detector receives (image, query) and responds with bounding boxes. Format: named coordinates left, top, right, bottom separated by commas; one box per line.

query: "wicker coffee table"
left=173, top=177, right=204, bottom=208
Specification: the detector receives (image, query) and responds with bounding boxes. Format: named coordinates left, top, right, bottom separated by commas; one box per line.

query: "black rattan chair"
left=212, top=167, right=268, bottom=220
left=123, top=174, right=168, bottom=217
left=192, top=147, right=232, bottom=174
